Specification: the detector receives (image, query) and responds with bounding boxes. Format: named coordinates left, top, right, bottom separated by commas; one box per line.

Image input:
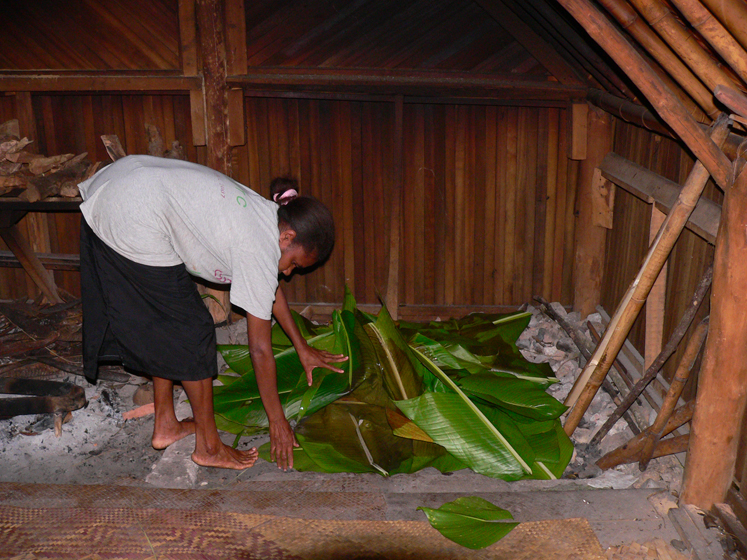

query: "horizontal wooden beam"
left=0, top=72, right=200, bottom=92
left=599, top=152, right=721, bottom=244
left=0, top=251, right=80, bottom=271
left=288, top=303, right=539, bottom=323
left=228, top=67, right=587, bottom=99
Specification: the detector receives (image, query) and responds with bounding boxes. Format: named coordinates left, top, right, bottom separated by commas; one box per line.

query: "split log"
left=563, top=115, right=730, bottom=435
left=0, top=377, right=86, bottom=420
left=0, top=137, right=32, bottom=159
left=638, top=317, right=708, bottom=470
left=590, top=266, right=712, bottom=446
left=556, top=0, right=733, bottom=190
left=0, top=119, right=20, bottom=139
left=27, top=153, right=75, bottom=176
left=5, top=150, right=44, bottom=164
left=100, top=135, right=127, bottom=162
left=682, top=156, right=747, bottom=509
left=597, top=401, right=694, bottom=469
left=19, top=153, right=89, bottom=202
left=145, top=123, right=164, bottom=157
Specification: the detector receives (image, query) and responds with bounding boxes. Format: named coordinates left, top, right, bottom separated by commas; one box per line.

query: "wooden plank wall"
left=234, top=98, right=578, bottom=308
left=601, top=120, right=718, bottom=398
left=0, top=93, right=579, bottom=312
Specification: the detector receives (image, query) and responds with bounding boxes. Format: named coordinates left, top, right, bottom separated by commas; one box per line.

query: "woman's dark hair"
left=271, top=177, right=335, bottom=264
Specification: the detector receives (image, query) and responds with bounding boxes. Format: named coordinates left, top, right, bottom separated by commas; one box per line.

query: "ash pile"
left=517, top=302, right=685, bottom=495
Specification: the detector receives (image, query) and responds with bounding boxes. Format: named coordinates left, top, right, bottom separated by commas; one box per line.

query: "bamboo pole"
left=626, top=0, right=736, bottom=94
left=715, top=84, right=747, bottom=120
left=563, top=114, right=730, bottom=435
left=638, top=317, right=708, bottom=470
left=700, top=0, right=747, bottom=58
left=598, top=0, right=719, bottom=119
left=646, top=55, right=710, bottom=125
left=556, top=0, right=733, bottom=190
left=682, top=159, right=747, bottom=509
left=668, top=0, right=747, bottom=87
left=590, top=266, right=712, bottom=446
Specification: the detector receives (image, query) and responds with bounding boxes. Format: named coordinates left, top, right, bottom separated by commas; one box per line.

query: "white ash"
left=0, top=304, right=683, bottom=494
left=517, top=304, right=683, bottom=491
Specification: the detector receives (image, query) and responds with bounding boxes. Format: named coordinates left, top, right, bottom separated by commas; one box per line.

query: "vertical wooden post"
left=681, top=163, right=747, bottom=509
left=15, top=92, right=63, bottom=304
left=568, top=102, right=588, bottom=161
left=180, top=0, right=207, bottom=147
left=196, top=0, right=231, bottom=322
left=386, top=95, right=404, bottom=319
left=225, top=0, right=246, bottom=147
left=572, top=105, right=615, bottom=318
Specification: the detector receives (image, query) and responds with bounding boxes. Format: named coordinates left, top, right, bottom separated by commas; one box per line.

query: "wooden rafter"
left=556, top=0, right=732, bottom=191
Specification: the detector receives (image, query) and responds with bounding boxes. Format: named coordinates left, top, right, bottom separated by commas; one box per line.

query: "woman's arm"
left=272, top=285, right=348, bottom=386
left=247, top=313, right=297, bottom=471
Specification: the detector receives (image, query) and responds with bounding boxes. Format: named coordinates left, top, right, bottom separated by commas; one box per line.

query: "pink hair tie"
left=273, top=189, right=298, bottom=205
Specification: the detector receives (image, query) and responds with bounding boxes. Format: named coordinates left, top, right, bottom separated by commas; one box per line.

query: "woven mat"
left=0, top=483, right=605, bottom=560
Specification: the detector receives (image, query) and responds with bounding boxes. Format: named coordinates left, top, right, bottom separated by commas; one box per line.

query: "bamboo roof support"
left=644, top=48, right=710, bottom=123
left=626, top=0, right=736, bottom=93
left=700, top=0, right=747, bottom=55
left=562, top=114, right=730, bottom=435
left=556, top=0, right=732, bottom=190
left=598, top=0, right=719, bottom=118
left=638, top=317, right=708, bottom=470
left=668, top=0, right=747, bottom=87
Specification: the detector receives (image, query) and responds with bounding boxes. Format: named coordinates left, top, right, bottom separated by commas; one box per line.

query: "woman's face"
left=278, top=229, right=317, bottom=276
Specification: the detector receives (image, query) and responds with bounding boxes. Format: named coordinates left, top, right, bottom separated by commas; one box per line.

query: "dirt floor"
left=0, top=303, right=740, bottom=559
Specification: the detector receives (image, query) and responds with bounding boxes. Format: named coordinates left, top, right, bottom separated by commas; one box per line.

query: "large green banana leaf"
left=457, top=374, right=567, bottom=420
left=286, top=309, right=466, bottom=476
left=213, top=290, right=572, bottom=481
left=213, top=310, right=358, bottom=435
left=418, top=496, right=519, bottom=549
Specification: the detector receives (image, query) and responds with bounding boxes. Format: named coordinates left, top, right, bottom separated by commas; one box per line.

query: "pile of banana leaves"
left=213, top=290, right=573, bottom=480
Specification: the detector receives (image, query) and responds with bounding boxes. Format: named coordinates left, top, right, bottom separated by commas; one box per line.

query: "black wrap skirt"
left=80, top=217, right=217, bottom=383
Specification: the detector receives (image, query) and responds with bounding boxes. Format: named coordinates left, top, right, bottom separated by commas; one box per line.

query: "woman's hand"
left=296, top=342, right=349, bottom=386
left=269, top=417, right=298, bottom=471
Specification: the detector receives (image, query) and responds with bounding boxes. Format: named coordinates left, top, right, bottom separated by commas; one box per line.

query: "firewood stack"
left=0, top=119, right=101, bottom=203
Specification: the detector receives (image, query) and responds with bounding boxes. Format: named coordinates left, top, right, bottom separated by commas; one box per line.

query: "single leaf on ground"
left=418, top=496, right=519, bottom=549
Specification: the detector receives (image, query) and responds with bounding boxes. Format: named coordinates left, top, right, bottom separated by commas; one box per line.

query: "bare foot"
left=152, top=418, right=196, bottom=450
left=191, top=443, right=259, bottom=470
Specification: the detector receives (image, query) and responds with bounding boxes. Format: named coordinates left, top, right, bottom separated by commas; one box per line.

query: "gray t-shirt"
left=79, top=155, right=281, bottom=320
